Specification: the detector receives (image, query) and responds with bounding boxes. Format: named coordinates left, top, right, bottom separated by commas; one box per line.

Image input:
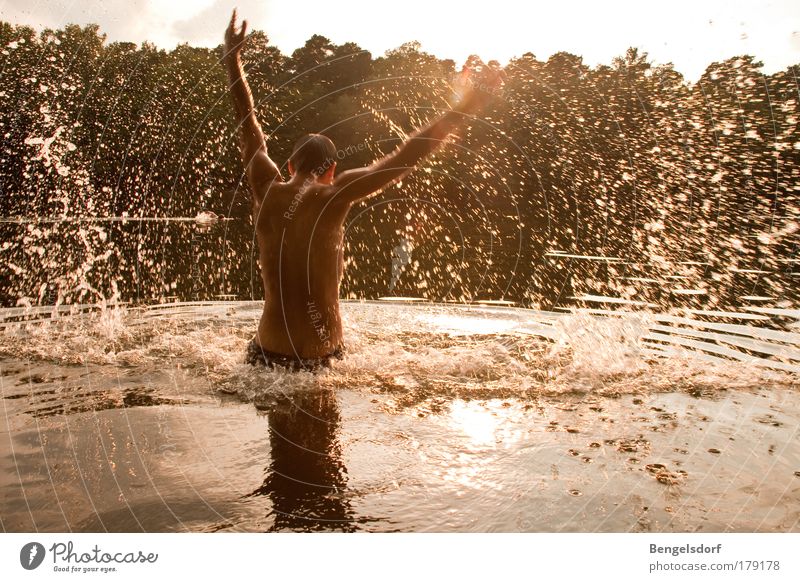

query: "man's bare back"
left=254, top=171, right=348, bottom=359
left=223, top=10, right=502, bottom=366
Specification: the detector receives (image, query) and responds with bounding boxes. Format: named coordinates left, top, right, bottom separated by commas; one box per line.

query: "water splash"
left=2, top=303, right=795, bottom=413
left=0, top=24, right=798, bottom=412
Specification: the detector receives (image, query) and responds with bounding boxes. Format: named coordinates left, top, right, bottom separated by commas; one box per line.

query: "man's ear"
left=287, top=160, right=295, bottom=176
left=320, top=162, right=336, bottom=184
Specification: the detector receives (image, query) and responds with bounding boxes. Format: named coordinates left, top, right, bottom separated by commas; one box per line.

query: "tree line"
left=0, top=21, right=797, bottom=309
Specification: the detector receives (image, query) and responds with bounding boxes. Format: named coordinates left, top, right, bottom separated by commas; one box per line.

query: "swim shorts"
left=244, top=338, right=344, bottom=371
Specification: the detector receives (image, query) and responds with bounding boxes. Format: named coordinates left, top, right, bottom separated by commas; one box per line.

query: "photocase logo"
left=20, top=542, right=46, bottom=570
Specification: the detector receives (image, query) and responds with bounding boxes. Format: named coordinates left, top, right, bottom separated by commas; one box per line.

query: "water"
left=1, top=301, right=798, bottom=531
left=1, top=22, right=799, bottom=532
left=2, top=29, right=799, bottom=310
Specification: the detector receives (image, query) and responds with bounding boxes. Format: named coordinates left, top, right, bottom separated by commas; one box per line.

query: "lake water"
left=1, top=300, right=798, bottom=532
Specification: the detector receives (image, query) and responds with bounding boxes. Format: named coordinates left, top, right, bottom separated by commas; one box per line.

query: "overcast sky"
left=2, top=0, right=799, bottom=80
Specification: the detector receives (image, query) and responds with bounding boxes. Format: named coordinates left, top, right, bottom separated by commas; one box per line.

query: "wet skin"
left=223, top=10, right=502, bottom=359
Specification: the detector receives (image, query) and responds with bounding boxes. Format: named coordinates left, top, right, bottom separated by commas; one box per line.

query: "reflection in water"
left=249, top=389, right=355, bottom=532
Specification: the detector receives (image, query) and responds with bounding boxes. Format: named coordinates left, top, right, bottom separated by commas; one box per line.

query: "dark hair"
left=289, top=133, right=337, bottom=176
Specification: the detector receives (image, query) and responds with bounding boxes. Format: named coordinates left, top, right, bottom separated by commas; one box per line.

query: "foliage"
left=0, top=21, right=797, bottom=308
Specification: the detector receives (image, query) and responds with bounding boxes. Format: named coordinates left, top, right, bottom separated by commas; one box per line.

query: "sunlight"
left=450, top=401, right=499, bottom=446
left=420, top=314, right=519, bottom=336
left=260, top=0, right=800, bottom=81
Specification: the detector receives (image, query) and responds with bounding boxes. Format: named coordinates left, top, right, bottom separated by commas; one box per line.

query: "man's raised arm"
left=330, top=65, right=504, bottom=205
left=223, top=10, right=281, bottom=200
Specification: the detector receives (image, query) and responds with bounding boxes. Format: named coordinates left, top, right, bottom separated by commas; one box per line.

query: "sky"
left=1, top=0, right=799, bottom=80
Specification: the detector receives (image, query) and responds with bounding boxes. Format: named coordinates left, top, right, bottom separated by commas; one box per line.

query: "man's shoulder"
left=254, top=182, right=350, bottom=223
left=312, top=183, right=354, bottom=208
left=261, top=180, right=294, bottom=200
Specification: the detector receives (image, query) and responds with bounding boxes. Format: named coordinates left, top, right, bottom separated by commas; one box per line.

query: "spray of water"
left=0, top=24, right=797, bottom=408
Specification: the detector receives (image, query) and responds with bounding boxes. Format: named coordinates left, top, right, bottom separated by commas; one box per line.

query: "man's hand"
left=224, top=9, right=248, bottom=60
left=453, top=60, right=505, bottom=114
left=223, top=9, right=283, bottom=195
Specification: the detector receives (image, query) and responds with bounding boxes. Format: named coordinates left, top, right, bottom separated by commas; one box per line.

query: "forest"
left=0, top=21, right=798, bottom=309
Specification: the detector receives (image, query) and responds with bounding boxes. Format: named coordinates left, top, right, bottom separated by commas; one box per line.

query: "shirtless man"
left=223, top=11, right=502, bottom=369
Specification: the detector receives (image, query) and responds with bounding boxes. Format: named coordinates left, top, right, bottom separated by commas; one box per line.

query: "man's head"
left=288, top=133, right=337, bottom=183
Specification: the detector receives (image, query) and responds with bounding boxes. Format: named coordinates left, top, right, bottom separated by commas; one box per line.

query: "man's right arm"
left=330, top=67, right=503, bottom=205
left=223, top=11, right=281, bottom=203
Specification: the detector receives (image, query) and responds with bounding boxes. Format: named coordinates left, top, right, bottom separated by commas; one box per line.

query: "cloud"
left=0, top=0, right=237, bottom=48
left=1, top=0, right=142, bottom=39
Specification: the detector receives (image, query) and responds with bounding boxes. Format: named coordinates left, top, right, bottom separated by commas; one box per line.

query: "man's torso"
left=252, top=180, right=350, bottom=359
